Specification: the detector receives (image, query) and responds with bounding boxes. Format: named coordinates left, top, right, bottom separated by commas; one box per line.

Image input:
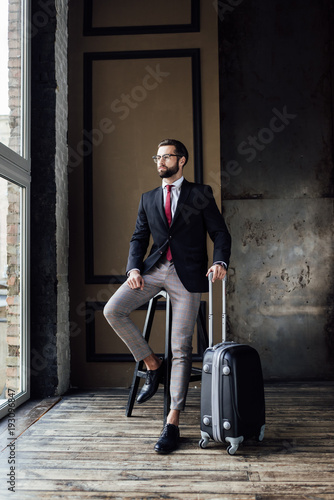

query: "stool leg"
left=196, top=303, right=208, bottom=356
left=163, top=293, right=172, bottom=425
left=125, top=359, right=144, bottom=417
left=125, top=296, right=159, bottom=417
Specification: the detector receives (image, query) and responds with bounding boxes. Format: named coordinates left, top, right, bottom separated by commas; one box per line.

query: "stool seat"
left=125, top=290, right=208, bottom=424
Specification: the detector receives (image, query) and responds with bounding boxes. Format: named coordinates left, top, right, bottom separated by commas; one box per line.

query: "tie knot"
left=166, top=184, right=174, bottom=192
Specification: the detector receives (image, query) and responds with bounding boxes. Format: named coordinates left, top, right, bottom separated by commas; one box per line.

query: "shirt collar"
left=162, top=176, right=184, bottom=189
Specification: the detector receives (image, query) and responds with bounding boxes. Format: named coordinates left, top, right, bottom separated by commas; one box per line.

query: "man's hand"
left=127, top=270, right=145, bottom=290
left=206, top=264, right=227, bottom=282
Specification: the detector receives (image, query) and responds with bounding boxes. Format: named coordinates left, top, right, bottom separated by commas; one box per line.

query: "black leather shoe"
left=154, top=424, right=180, bottom=454
left=136, top=361, right=164, bottom=404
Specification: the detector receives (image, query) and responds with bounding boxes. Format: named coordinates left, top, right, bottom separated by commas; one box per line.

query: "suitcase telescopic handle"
left=208, top=272, right=227, bottom=347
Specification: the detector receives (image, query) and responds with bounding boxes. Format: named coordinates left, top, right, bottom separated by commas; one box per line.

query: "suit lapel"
left=171, top=179, right=192, bottom=227
left=155, top=186, right=168, bottom=228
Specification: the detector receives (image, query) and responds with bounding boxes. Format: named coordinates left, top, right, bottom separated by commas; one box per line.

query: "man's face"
left=156, top=145, right=182, bottom=179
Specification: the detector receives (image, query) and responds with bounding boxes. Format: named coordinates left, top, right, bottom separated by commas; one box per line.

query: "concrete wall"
left=218, top=0, right=334, bottom=380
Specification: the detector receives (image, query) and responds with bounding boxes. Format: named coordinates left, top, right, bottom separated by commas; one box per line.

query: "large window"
left=0, top=0, right=30, bottom=419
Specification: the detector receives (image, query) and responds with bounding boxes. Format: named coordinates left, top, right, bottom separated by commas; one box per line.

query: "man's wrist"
left=127, top=268, right=140, bottom=277
left=213, top=261, right=227, bottom=270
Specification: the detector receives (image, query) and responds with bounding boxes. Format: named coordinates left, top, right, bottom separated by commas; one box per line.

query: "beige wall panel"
left=91, top=57, right=194, bottom=275
left=92, top=0, right=192, bottom=28
left=69, top=0, right=221, bottom=388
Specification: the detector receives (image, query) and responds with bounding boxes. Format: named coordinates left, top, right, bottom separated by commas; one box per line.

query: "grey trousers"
left=103, top=258, right=201, bottom=411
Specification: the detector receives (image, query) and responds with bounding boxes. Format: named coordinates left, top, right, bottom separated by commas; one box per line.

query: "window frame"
left=0, top=0, right=31, bottom=420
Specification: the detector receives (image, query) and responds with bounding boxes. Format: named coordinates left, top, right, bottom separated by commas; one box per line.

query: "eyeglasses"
left=152, top=154, right=182, bottom=163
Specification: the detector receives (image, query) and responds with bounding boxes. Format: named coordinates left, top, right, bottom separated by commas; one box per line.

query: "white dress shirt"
left=162, top=176, right=184, bottom=219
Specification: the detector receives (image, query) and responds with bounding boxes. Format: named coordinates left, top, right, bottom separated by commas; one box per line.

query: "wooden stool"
left=125, top=290, right=208, bottom=424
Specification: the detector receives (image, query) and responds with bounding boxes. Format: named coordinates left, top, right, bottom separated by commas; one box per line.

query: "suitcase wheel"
left=199, top=437, right=209, bottom=449
left=227, top=443, right=239, bottom=455
left=225, top=436, right=243, bottom=455
left=199, top=432, right=210, bottom=449
left=257, top=424, right=265, bottom=442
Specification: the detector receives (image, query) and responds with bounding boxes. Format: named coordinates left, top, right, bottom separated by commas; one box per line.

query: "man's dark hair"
left=158, top=139, right=189, bottom=166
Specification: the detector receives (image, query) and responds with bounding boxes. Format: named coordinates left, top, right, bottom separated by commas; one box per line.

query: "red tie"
left=165, top=184, right=173, bottom=260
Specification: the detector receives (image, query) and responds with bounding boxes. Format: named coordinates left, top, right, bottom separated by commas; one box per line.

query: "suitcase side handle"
left=208, top=272, right=227, bottom=347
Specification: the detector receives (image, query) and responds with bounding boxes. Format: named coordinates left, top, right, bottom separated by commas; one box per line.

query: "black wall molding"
left=83, top=48, right=203, bottom=284
left=83, top=0, right=200, bottom=36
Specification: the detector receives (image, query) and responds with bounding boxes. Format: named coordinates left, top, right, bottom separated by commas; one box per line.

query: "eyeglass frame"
left=152, top=154, right=183, bottom=163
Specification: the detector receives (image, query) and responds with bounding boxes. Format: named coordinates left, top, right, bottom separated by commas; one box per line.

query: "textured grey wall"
left=218, top=0, right=334, bottom=380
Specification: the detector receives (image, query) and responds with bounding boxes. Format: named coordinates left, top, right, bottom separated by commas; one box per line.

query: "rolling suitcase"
left=199, top=273, right=265, bottom=454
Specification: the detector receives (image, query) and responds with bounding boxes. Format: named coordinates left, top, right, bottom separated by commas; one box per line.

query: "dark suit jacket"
left=126, top=179, right=231, bottom=293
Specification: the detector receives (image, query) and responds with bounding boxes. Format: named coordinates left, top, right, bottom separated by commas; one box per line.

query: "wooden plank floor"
left=1, top=382, right=334, bottom=499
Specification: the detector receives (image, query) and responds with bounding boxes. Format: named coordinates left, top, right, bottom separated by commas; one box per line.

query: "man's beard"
left=158, top=163, right=179, bottom=178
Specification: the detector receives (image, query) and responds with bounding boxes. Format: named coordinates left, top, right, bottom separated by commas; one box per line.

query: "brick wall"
left=6, top=183, right=21, bottom=395
left=8, top=0, right=21, bottom=155
left=5, top=0, right=22, bottom=397
left=30, top=0, right=70, bottom=397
